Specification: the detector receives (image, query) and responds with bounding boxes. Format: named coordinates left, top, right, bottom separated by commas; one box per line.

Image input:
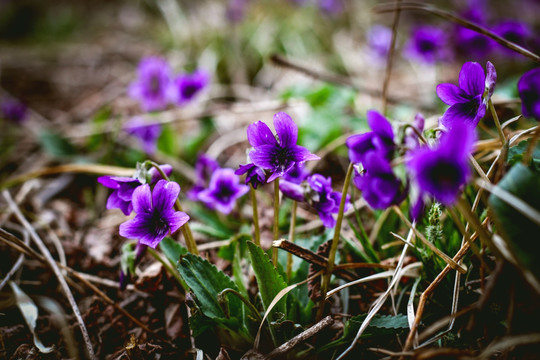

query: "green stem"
left=146, top=161, right=198, bottom=255
left=286, top=200, right=298, bottom=282
left=316, top=163, right=354, bottom=320
left=488, top=99, right=506, bottom=146
left=272, top=178, right=280, bottom=266
left=148, top=247, right=188, bottom=291
left=250, top=185, right=261, bottom=247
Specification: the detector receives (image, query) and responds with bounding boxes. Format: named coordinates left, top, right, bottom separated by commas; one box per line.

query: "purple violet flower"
left=406, top=122, right=476, bottom=206
left=436, top=61, right=496, bottom=128
left=187, top=154, right=220, bottom=201
left=405, top=25, right=451, bottom=64
left=235, top=163, right=266, bottom=189
left=98, top=165, right=172, bottom=215
left=353, top=151, right=406, bottom=210
left=284, top=163, right=310, bottom=184
left=169, top=69, right=209, bottom=105
left=493, top=20, right=532, bottom=56
left=517, top=67, right=540, bottom=120
left=198, top=168, right=249, bottom=214
left=124, top=117, right=162, bottom=155
left=307, top=174, right=351, bottom=228
left=454, top=6, right=494, bottom=60
left=119, top=180, right=189, bottom=248
left=248, top=112, right=319, bottom=183
left=128, top=57, right=172, bottom=112
left=346, top=110, right=395, bottom=164
left=367, top=25, right=392, bottom=60
left=1, top=99, right=27, bottom=123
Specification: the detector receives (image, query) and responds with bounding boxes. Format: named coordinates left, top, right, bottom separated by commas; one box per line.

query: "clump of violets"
left=168, top=69, right=210, bottom=106
left=436, top=61, right=496, bottom=129
left=404, top=25, right=451, bottom=64
left=98, top=164, right=172, bottom=215
left=128, top=56, right=172, bottom=112
left=187, top=154, right=220, bottom=201
left=493, top=20, right=532, bottom=56
left=1, top=99, right=27, bottom=123
left=119, top=180, right=189, bottom=248
left=407, top=121, right=476, bottom=206
left=280, top=173, right=351, bottom=228
left=347, top=110, right=406, bottom=210
left=517, top=67, right=540, bottom=120
left=124, top=117, right=162, bottom=155
left=247, top=112, right=319, bottom=183
left=198, top=168, right=249, bottom=214
left=453, top=6, right=494, bottom=60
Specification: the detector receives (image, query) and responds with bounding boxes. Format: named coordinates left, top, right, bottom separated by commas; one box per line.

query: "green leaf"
left=39, top=131, right=76, bottom=157
left=177, top=253, right=243, bottom=321
left=159, top=237, right=188, bottom=265
left=247, top=241, right=288, bottom=318
left=489, top=163, right=540, bottom=280
left=507, top=139, right=540, bottom=170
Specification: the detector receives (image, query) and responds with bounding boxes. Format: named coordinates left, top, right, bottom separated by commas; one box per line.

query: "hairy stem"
left=272, top=178, right=280, bottom=266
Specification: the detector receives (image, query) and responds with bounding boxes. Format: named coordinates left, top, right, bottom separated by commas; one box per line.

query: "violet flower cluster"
left=128, top=56, right=209, bottom=112
left=518, top=67, right=540, bottom=120
left=189, top=154, right=249, bottom=215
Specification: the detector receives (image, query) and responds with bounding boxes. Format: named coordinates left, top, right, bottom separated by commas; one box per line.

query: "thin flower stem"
left=523, top=125, right=540, bottom=165
left=317, top=163, right=354, bottom=321
left=147, top=248, right=188, bottom=291
left=146, top=161, right=198, bottom=254
left=286, top=200, right=298, bottom=282
left=488, top=99, right=506, bottom=146
left=272, top=178, right=280, bottom=266
left=250, top=185, right=261, bottom=247
left=381, top=0, right=403, bottom=114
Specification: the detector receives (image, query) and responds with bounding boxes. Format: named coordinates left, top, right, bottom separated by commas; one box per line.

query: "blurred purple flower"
left=346, top=110, right=395, bottom=164
left=405, top=25, right=451, bottom=64
left=187, top=154, right=220, bottom=201
left=198, top=168, right=249, bottom=214
left=169, top=69, right=209, bottom=105
left=226, top=0, right=248, bottom=22
left=518, top=67, right=540, bottom=120
left=124, top=117, right=162, bottom=155
left=367, top=25, right=392, bottom=59
left=406, top=122, right=476, bottom=206
left=454, top=7, right=494, bottom=59
left=279, top=180, right=305, bottom=202
left=436, top=61, right=496, bottom=128
left=318, top=0, right=343, bottom=15
left=248, top=112, right=319, bottom=183
left=119, top=180, right=189, bottom=248
left=235, top=163, right=266, bottom=189
left=1, top=99, right=27, bottom=123
left=284, top=163, right=310, bottom=184
left=404, top=113, right=425, bottom=150
left=353, top=151, right=406, bottom=210
left=128, top=56, right=172, bottom=112
left=493, top=20, right=532, bottom=55
left=307, top=174, right=350, bottom=228
left=98, top=164, right=172, bottom=215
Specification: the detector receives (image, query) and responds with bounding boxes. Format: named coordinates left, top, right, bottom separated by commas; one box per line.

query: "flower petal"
left=119, top=216, right=152, bottom=242
left=485, top=61, right=497, bottom=100
left=290, top=145, right=320, bottom=163
left=273, top=112, right=298, bottom=147
left=279, top=180, right=305, bottom=202
left=164, top=211, right=190, bottom=235
left=247, top=121, right=277, bottom=147
left=439, top=99, right=482, bottom=128
left=249, top=144, right=281, bottom=170
left=132, top=184, right=152, bottom=214
left=366, top=110, right=393, bottom=140
left=458, top=62, right=485, bottom=96
left=436, top=83, right=470, bottom=105
left=152, top=180, right=180, bottom=214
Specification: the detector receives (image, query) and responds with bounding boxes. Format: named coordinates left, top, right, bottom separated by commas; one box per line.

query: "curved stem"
left=317, top=163, right=354, bottom=320
left=218, top=288, right=262, bottom=321
left=147, top=161, right=198, bottom=254
left=272, top=178, right=280, bottom=266
left=488, top=99, right=506, bottom=146
left=147, top=248, right=187, bottom=290
left=250, top=185, right=261, bottom=247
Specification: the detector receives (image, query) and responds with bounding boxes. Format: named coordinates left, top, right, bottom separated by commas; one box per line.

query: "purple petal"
left=436, top=83, right=470, bottom=105
left=366, top=110, right=393, bottom=140
left=106, top=191, right=133, bottom=215
left=119, top=216, right=152, bottom=243
left=439, top=121, right=476, bottom=160
left=152, top=180, right=180, bottom=214
left=318, top=212, right=336, bottom=228
left=439, top=98, right=484, bottom=128
left=279, top=180, right=305, bottom=202
left=249, top=144, right=281, bottom=170
left=458, top=62, right=485, bottom=96
left=290, top=145, right=320, bottom=163
left=149, top=164, right=173, bottom=184
left=485, top=61, right=497, bottom=100
left=164, top=211, right=190, bottom=235
left=247, top=121, right=277, bottom=147
left=273, top=112, right=298, bottom=147
left=346, top=133, right=375, bottom=163
left=132, top=184, right=152, bottom=214
left=97, top=176, right=120, bottom=189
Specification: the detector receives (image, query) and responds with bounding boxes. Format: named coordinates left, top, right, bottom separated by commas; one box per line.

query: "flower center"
left=152, top=212, right=169, bottom=237
left=427, top=161, right=462, bottom=190
left=216, top=184, right=235, bottom=203
left=150, top=75, right=161, bottom=95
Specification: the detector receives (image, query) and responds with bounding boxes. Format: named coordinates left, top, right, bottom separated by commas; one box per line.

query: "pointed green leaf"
left=247, top=241, right=288, bottom=317
left=177, top=253, right=243, bottom=321
left=159, top=237, right=187, bottom=265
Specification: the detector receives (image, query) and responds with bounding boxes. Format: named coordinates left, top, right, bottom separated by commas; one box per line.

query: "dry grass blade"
left=9, top=281, right=54, bottom=354
left=2, top=190, right=97, bottom=360
left=478, top=333, right=540, bottom=359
